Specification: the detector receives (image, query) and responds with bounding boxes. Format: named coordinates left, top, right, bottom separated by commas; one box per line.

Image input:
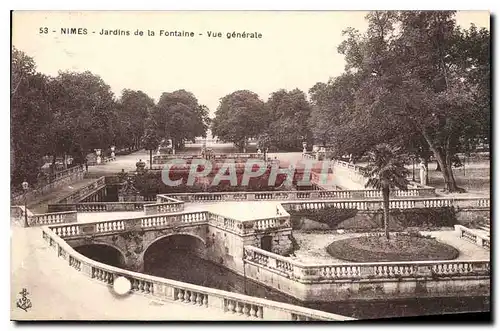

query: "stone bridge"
left=48, top=207, right=293, bottom=275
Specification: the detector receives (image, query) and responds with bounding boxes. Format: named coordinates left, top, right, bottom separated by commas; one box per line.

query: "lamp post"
left=22, top=181, right=29, bottom=227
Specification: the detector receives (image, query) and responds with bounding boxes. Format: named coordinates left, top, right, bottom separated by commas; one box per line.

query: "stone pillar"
left=125, top=253, right=144, bottom=273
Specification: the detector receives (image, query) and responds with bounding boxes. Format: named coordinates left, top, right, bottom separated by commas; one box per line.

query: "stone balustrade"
left=331, top=159, right=365, bottom=174
left=163, top=187, right=437, bottom=203
left=455, top=225, right=490, bottom=251
left=49, top=211, right=211, bottom=238
left=11, top=165, right=86, bottom=205
left=208, top=214, right=244, bottom=234
left=153, top=153, right=265, bottom=165
left=243, top=245, right=490, bottom=283
left=207, top=211, right=291, bottom=235
left=11, top=205, right=77, bottom=227
left=29, top=211, right=78, bottom=226
left=302, top=153, right=316, bottom=160
left=282, top=197, right=490, bottom=212
left=102, top=156, right=116, bottom=163
left=57, top=177, right=106, bottom=204
left=48, top=201, right=148, bottom=213
left=145, top=195, right=185, bottom=215
left=144, top=201, right=185, bottom=215
left=41, top=227, right=352, bottom=321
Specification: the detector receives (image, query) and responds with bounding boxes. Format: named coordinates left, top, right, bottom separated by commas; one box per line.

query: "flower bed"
left=326, top=235, right=459, bottom=262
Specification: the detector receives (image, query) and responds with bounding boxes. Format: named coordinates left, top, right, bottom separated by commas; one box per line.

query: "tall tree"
left=364, top=144, right=409, bottom=240
left=265, top=89, right=312, bottom=151
left=11, top=47, right=52, bottom=185
left=47, top=71, right=116, bottom=162
left=152, top=90, right=208, bottom=149
left=211, top=90, right=267, bottom=151
left=117, top=89, right=155, bottom=150
left=335, top=11, right=490, bottom=191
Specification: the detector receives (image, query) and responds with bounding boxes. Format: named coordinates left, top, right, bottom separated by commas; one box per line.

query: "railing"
left=244, top=246, right=490, bottom=283
left=56, top=176, right=106, bottom=204
left=144, top=196, right=185, bottom=215
left=29, top=210, right=78, bottom=226
left=49, top=211, right=211, bottom=238
left=330, top=159, right=365, bottom=175
left=455, top=225, right=490, bottom=251
left=11, top=165, right=86, bottom=204
left=153, top=153, right=265, bottom=165
left=281, top=197, right=491, bottom=212
left=41, top=227, right=352, bottom=321
left=208, top=210, right=291, bottom=235
left=11, top=206, right=77, bottom=227
left=48, top=201, right=148, bottom=213
left=102, top=156, right=116, bottom=163
left=163, top=187, right=437, bottom=203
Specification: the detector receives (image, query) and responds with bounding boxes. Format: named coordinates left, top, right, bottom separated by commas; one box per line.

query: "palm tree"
left=363, top=144, right=410, bottom=240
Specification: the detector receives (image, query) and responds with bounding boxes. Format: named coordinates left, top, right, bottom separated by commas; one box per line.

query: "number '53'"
left=39, top=27, right=48, bottom=34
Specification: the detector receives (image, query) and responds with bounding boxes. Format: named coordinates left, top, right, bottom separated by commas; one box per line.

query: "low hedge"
left=288, top=206, right=457, bottom=230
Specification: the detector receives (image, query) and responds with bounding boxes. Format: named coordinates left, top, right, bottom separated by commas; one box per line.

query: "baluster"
left=243, top=304, right=250, bottom=317
left=236, top=302, right=243, bottom=314
left=202, top=295, right=208, bottom=307
left=249, top=305, right=256, bottom=317
left=176, top=289, right=184, bottom=301
left=227, top=300, right=235, bottom=313
left=257, top=306, right=263, bottom=319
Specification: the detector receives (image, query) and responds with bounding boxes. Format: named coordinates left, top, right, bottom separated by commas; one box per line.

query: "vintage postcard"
left=10, top=10, right=490, bottom=321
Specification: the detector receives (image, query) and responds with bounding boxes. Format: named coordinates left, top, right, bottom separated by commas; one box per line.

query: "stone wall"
left=204, top=224, right=293, bottom=274
left=243, top=259, right=490, bottom=302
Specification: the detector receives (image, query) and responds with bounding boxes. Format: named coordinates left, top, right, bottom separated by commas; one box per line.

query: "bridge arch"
left=73, top=242, right=127, bottom=268
left=143, top=233, right=207, bottom=270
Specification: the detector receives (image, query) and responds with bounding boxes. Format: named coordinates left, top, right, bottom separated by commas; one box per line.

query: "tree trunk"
left=51, top=154, right=57, bottom=178
left=421, top=130, right=461, bottom=192
left=423, top=157, right=429, bottom=185
left=149, top=150, right=153, bottom=170
left=382, top=185, right=390, bottom=240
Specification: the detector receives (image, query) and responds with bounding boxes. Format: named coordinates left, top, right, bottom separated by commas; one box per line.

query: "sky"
left=12, top=11, right=490, bottom=116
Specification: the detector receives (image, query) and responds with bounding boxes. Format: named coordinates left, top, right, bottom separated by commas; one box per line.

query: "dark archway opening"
left=143, top=234, right=208, bottom=285
left=73, top=244, right=125, bottom=268
left=260, top=235, right=273, bottom=252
